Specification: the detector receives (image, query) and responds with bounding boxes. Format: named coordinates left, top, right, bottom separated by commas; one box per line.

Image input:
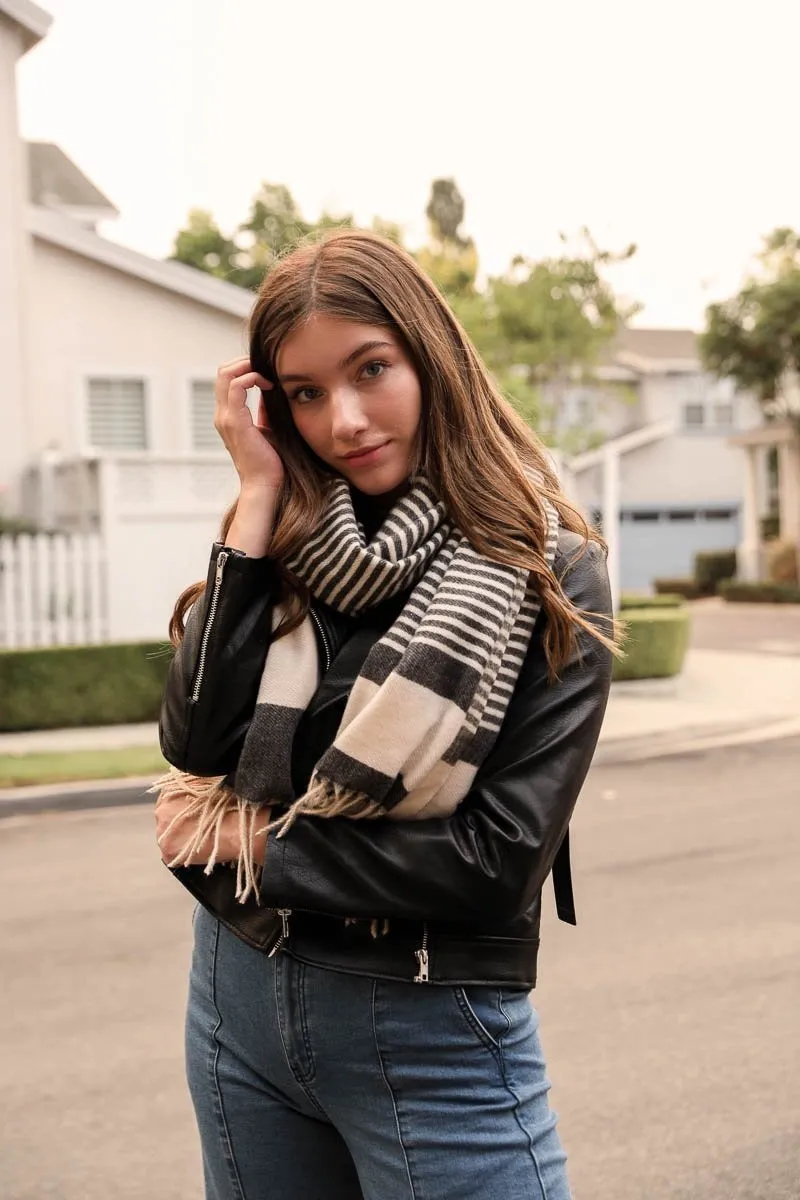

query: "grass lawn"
left=0, top=745, right=167, bottom=789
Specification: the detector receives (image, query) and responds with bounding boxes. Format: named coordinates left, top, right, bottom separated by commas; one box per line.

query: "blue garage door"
left=591, top=505, right=740, bottom=593
left=619, top=506, right=739, bottom=592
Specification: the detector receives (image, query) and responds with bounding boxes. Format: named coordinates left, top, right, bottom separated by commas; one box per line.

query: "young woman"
left=154, top=229, right=615, bottom=1200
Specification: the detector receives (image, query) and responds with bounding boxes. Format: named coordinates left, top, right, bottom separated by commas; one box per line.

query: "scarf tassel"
left=267, top=776, right=385, bottom=839
left=150, top=770, right=270, bottom=904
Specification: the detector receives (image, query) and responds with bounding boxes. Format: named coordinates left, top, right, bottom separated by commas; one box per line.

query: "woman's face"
left=276, top=314, right=422, bottom=497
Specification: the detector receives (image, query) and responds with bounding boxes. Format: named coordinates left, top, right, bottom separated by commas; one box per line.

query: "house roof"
left=27, top=203, right=254, bottom=319
left=618, top=327, right=698, bottom=361
left=603, top=326, right=700, bottom=375
left=28, top=142, right=119, bottom=215
left=0, top=0, right=51, bottom=49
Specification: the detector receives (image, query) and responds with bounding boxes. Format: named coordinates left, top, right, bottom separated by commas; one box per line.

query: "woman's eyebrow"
left=278, top=340, right=394, bottom=384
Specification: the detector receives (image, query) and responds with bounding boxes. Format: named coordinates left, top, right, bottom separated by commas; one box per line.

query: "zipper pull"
left=414, top=947, right=429, bottom=984
left=215, top=550, right=229, bottom=582
left=268, top=908, right=292, bottom=958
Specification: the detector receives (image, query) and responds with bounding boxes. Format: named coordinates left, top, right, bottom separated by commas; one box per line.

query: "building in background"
left=1, top=0, right=248, bottom=644
left=558, top=329, right=762, bottom=592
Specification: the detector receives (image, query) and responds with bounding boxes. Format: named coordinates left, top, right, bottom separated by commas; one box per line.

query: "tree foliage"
left=416, top=177, right=478, bottom=301
left=170, top=179, right=637, bottom=449
left=700, top=227, right=800, bottom=427
left=169, top=209, right=237, bottom=280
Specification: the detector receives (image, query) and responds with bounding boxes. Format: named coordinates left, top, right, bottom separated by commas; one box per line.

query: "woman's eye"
left=361, top=360, right=387, bottom=380
left=292, top=387, right=321, bottom=404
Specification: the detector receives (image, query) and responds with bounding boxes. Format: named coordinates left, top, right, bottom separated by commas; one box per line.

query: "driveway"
left=689, top=598, right=800, bottom=655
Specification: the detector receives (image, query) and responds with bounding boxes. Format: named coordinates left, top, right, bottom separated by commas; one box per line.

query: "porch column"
left=602, top=443, right=621, bottom=609
left=738, top=445, right=761, bottom=581
left=778, top=436, right=800, bottom=542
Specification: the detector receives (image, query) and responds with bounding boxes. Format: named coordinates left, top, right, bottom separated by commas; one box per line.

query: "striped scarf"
left=155, top=475, right=560, bottom=900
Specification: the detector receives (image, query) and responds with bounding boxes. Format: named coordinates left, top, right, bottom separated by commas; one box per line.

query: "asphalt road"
left=1, top=739, right=798, bottom=1200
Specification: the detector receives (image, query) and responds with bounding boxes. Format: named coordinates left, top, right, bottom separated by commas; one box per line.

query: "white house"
left=559, top=329, right=763, bottom=592
left=1, top=0, right=250, bottom=644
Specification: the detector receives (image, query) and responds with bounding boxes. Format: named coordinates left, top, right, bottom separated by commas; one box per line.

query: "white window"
left=87, top=378, right=148, bottom=450
left=683, top=402, right=705, bottom=429
left=190, top=380, right=221, bottom=451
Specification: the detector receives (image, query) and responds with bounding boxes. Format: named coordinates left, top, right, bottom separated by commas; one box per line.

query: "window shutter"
left=190, top=381, right=220, bottom=450
left=87, top=379, right=147, bottom=450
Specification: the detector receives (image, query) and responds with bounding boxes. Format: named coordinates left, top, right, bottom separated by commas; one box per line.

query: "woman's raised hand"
left=214, top=358, right=285, bottom=494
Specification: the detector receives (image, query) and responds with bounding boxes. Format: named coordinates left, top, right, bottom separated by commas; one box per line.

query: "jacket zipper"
left=310, top=607, right=332, bottom=672
left=414, top=923, right=430, bottom=983
left=191, top=549, right=233, bottom=703
left=267, top=908, right=292, bottom=958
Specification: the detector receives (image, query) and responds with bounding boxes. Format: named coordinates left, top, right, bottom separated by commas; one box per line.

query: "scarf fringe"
left=266, top=776, right=385, bottom=840
left=150, top=769, right=269, bottom=905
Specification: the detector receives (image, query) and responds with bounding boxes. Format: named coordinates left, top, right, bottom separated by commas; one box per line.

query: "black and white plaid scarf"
left=155, top=475, right=560, bottom=899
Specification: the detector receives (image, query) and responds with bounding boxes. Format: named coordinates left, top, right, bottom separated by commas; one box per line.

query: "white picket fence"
left=0, top=533, right=108, bottom=649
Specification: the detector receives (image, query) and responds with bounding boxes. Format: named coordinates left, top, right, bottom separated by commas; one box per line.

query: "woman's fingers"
left=215, top=359, right=272, bottom=416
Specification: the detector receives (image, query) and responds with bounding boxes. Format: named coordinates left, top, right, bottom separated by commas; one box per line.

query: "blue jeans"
left=186, top=907, right=572, bottom=1200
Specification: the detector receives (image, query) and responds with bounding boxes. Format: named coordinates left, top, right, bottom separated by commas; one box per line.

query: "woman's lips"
left=340, top=441, right=390, bottom=467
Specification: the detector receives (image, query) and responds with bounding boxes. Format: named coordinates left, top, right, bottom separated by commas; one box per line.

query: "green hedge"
left=620, top=592, right=685, bottom=610
left=653, top=576, right=702, bottom=600
left=694, top=549, right=737, bottom=595
left=719, top=581, right=800, bottom=604
left=613, top=608, right=691, bottom=681
left=0, top=642, right=173, bottom=732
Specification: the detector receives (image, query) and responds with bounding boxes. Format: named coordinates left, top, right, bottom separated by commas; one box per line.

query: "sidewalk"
left=1, top=647, right=798, bottom=764
left=600, top=647, right=800, bottom=754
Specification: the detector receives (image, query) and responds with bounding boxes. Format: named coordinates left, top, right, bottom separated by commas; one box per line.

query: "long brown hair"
left=171, top=229, right=618, bottom=673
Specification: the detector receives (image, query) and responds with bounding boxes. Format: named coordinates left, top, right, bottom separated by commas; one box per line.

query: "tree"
left=171, top=184, right=406, bottom=291
left=416, top=177, right=478, bottom=301
left=476, top=231, right=638, bottom=448
left=169, top=209, right=237, bottom=280
left=700, top=228, right=800, bottom=427
left=701, top=227, right=800, bottom=570
left=170, top=183, right=313, bottom=289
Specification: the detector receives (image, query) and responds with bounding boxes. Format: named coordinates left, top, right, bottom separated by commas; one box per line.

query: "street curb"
left=594, top=717, right=800, bottom=767
left=0, top=775, right=155, bottom=819
left=2, top=717, right=800, bottom=819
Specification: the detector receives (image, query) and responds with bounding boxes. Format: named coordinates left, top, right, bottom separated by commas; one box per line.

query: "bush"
left=719, top=581, right=800, bottom=604
left=694, top=549, right=737, bottom=596
left=0, top=642, right=173, bottom=732
left=653, top=577, right=701, bottom=600
left=620, top=592, right=685, bottom=610
left=764, top=539, right=799, bottom=586
left=613, top=608, right=691, bottom=681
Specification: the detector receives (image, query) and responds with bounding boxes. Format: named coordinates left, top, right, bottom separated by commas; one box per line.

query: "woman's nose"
left=330, top=388, right=369, bottom=441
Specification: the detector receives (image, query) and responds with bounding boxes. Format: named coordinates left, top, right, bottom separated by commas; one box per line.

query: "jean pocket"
left=453, top=986, right=513, bottom=1052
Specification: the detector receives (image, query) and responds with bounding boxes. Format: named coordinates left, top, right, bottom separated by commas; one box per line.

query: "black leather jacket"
left=159, top=531, right=613, bottom=989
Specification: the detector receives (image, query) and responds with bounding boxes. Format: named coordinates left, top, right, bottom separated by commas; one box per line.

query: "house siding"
left=24, top=239, right=250, bottom=461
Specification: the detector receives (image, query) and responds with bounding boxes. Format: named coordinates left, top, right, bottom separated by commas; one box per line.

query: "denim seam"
left=208, top=918, right=248, bottom=1200
left=453, top=987, right=503, bottom=1064
left=273, top=958, right=326, bottom=1117
left=497, top=991, right=550, bottom=1200
left=296, top=962, right=318, bottom=1085
left=370, top=980, right=417, bottom=1200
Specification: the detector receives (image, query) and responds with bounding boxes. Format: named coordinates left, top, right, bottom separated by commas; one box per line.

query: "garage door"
left=592, top=506, right=740, bottom=593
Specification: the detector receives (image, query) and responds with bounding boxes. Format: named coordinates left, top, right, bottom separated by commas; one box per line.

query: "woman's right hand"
left=214, top=357, right=285, bottom=493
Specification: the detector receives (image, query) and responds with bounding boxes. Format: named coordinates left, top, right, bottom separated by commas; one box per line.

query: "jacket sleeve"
left=159, top=543, right=279, bottom=777
left=260, top=541, right=614, bottom=923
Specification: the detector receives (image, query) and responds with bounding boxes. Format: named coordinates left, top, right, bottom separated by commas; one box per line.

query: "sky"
left=16, top=0, right=800, bottom=329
